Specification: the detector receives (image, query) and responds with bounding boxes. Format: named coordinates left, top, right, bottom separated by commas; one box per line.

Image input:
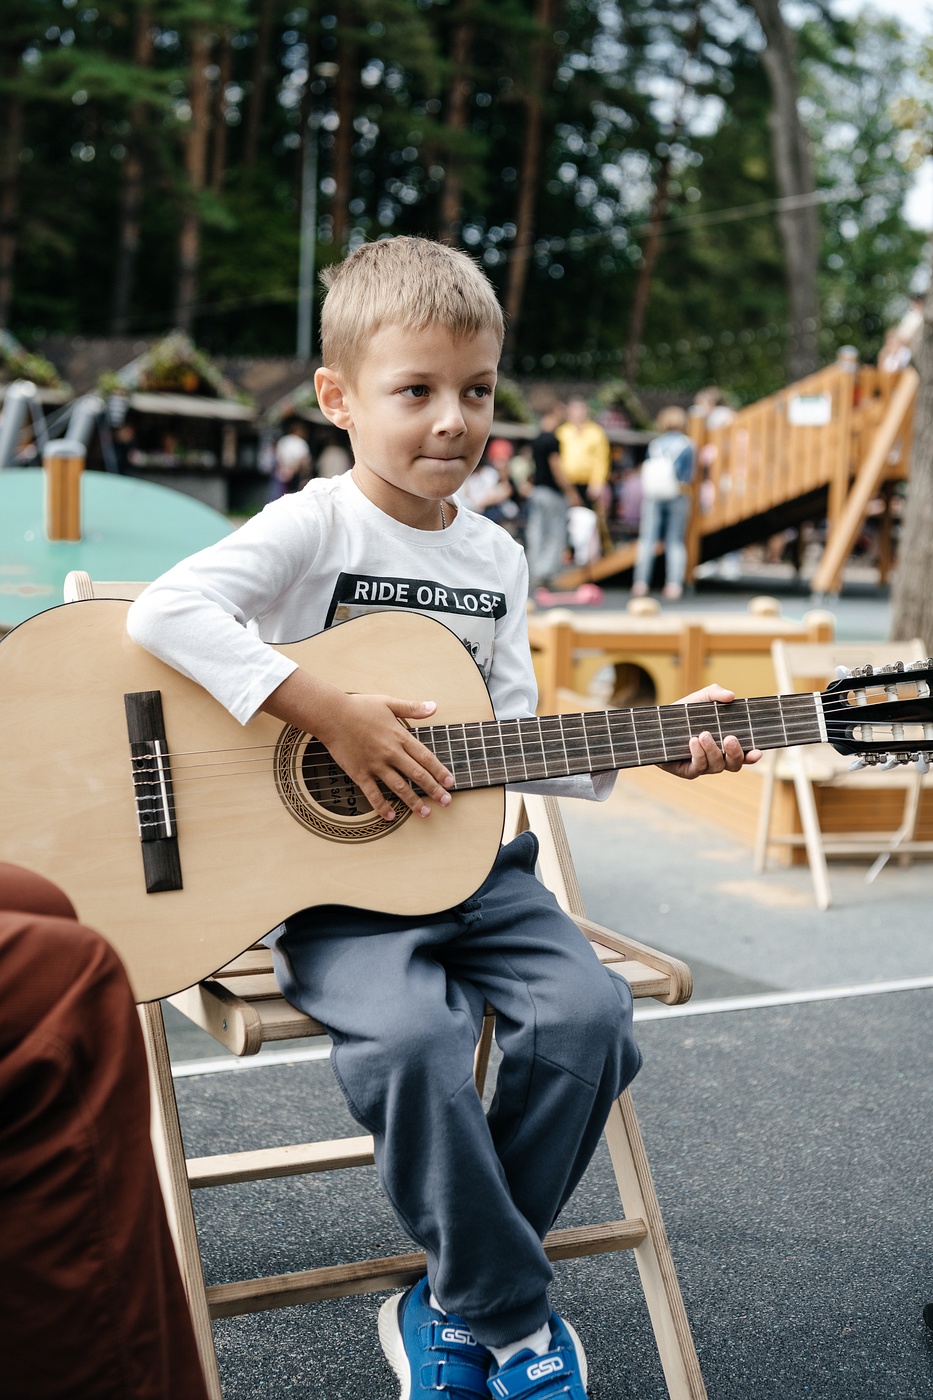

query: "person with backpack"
left=631, top=405, right=696, bottom=601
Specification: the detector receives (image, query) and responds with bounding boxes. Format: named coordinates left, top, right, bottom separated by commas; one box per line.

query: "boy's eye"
left=468, top=385, right=493, bottom=399
left=402, top=384, right=430, bottom=398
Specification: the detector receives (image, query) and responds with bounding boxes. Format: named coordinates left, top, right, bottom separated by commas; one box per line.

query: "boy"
left=128, top=237, right=757, bottom=1399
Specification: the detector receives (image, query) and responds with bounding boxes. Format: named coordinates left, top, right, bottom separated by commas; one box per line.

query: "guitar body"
left=0, top=601, right=504, bottom=1001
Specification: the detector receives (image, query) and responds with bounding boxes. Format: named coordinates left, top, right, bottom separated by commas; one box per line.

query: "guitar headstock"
left=820, top=659, right=933, bottom=771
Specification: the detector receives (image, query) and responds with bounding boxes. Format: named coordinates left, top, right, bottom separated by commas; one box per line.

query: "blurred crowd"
left=267, top=394, right=705, bottom=603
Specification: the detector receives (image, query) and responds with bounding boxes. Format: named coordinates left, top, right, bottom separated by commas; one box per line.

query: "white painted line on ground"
left=172, top=1043, right=332, bottom=1079
left=633, top=974, right=933, bottom=1021
left=170, top=975, right=933, bottom=1077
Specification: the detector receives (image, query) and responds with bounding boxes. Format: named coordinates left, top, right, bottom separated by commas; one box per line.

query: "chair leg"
left=139, top=1002, right=224, bottom=1400
left=752, top=756, right=776, bottom=873
left=789, top=751, right=831, bottom=910
left=603, top=1092, right=707, bottom=1400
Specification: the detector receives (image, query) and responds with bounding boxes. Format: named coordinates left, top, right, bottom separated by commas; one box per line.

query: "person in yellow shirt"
left=556, top=398, right=611, bottom=552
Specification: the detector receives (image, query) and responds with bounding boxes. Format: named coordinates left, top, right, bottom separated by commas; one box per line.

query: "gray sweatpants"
left=268, top=832, right=642, bottom=1347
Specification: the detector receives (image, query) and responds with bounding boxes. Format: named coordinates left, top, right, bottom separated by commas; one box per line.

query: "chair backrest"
left=63, top=570, right=148, bottom=603
left=772, top=639, right=926, bottom=697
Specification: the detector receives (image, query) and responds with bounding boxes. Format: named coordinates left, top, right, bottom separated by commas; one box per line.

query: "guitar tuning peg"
left=848, top=757, right=868, bottom=770
left=914, top=754, right=930, bottom=775
left=894, top=660, right=905, bottom=672
left=909, top=659, right=927, bottom=671
left=835, top=665, right=853, bottom=680
left=879, top=755, right=898, bottom=771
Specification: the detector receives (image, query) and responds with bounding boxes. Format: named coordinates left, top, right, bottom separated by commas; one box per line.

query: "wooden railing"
left=685, top=361, right=917, bottom=584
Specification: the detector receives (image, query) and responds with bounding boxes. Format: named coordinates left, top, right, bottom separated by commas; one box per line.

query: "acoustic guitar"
left=1, top=600, right=931, bottom=1001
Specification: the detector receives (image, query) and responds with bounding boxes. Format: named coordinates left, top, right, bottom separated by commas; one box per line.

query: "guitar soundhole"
left=274, top=726, right=409, bottom=842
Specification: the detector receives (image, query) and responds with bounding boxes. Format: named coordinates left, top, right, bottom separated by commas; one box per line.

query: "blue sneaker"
left=379, top=1276, right=493, bottom=1398
left=486, top=1315, right=588, bottom=1398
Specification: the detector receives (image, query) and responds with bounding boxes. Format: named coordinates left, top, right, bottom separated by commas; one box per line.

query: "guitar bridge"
left=125, top=690, right=183, bottom=894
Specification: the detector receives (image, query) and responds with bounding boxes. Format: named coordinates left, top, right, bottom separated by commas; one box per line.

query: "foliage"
left=106, top=331, right=254, bottom=403
left=0, top=0, right=928, bottom=404
left=492, top=376, right=532, bottom=423
left=594, top=377, right=652, bottom=429
left=0, top=331, right=64, bottom=387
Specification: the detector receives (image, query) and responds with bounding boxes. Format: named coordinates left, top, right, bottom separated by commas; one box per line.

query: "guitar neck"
left=414, top=692, right=825, bottom=790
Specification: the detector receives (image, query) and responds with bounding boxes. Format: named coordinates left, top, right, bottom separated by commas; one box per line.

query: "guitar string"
left=127, top=709, right=926, bottom=790
left=130, top=729, right=927, bottom=834
left=128, top=718, right=923, bottom=827
left=129, top=714, right=855, bottom=783
left=128, top=705, right=926, bottom=784
left=126, top=690, right=900, bottom=770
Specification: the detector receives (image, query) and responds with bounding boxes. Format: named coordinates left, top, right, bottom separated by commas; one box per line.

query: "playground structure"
left=0, top=439, right=231, bottom=633
left=528, top=598, right=835, bottom=717
left=559, top=359, right=918, bottom=593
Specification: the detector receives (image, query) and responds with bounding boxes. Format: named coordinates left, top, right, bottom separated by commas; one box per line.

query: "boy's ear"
left=314, top=366, right=353, bottom=431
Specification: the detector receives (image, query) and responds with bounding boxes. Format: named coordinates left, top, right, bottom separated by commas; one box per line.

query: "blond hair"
left=656, top=405, right=688, bottom=433
left=320, top=236, right=505, bottom=375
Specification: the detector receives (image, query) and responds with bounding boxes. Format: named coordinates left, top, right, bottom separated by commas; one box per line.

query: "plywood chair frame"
left=753, top=638, right=933, bottom=909
left=61, top=570, right=707, bottom=1400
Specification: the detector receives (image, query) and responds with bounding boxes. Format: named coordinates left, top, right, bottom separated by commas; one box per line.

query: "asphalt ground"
left=179, top=986, right=933, bottom=1400
left=161, top=579, right=933, bottom=1396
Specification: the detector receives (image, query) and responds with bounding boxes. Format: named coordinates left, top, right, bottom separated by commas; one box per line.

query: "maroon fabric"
left=0, top=862, right=77, bottom=921
left=0, top=869, right=208, bottom=1400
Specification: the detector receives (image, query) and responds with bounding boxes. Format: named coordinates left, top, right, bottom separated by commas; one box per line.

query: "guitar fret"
left=607, top=707, right=639, bottom=768
left=658, top=703, right=692, bottom=763
left=591, top=710, right=617, bottom=770
left=425, top=688, right=830, bottom=793
left=633, top=707, right=663, bottom=763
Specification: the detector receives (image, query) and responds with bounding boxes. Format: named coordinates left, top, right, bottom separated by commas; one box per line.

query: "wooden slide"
left=559, top=362, right=918, bottom=593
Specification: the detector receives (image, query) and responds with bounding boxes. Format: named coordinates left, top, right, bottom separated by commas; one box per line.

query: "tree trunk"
left=175, top=27, right=213, bottom=333
left=331, top=2, right=357, bottom=251
left=244, top=0, right=276, bottom=171
left=439, top=8, right=475, bottom=245
left=624, top=153, right=671, bottom=383
left=210, top=29, right=233, bottom=194
left=748, top=0, right=821, bottom=382
left=624, top=18, right=699, bottom=383
left=110, top=7, right=154, bottom=334
left=503, top=0, right=557, bottom=353
left=0, top=92, right=23, bottom=330
left=890, top=284, right=933, bottom=651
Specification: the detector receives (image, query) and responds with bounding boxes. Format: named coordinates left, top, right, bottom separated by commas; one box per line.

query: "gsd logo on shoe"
left=527, top=1356, right=564, bottom=1380
left=440, top=1326, right=476, bottom=1346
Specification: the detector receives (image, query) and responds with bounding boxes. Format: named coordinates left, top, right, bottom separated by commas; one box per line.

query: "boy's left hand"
left=660, top=683, right=762, bottom=781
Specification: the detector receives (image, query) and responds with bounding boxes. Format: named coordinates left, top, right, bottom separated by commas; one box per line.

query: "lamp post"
left=297, top=62, right=339, bottom=362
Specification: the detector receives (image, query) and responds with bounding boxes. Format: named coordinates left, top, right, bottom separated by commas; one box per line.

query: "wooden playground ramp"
left=561, top=361, right=918, bottom=593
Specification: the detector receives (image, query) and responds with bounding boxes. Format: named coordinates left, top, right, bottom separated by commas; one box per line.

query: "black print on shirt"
left=324, top=571, right=506, bottom=682
left=324, top=572, right=507, bottom=626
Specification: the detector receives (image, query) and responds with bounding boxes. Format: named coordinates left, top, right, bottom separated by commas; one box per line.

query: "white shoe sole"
left=561, top=1316, right=589, bottom=1393
left=378, top=1292, right=412, bottom=1400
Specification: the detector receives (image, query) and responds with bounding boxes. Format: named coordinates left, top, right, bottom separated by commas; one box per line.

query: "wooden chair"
left=753, top=638, right=933, bottom=909
left=62, top=570, right=708, bottom=1400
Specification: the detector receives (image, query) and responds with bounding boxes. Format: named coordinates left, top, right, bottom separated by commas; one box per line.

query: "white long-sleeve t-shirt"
left=127, top=472, right=615, bottom=801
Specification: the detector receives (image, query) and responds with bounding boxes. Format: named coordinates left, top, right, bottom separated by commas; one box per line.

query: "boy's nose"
left=433, top=397, right=467, bottom=436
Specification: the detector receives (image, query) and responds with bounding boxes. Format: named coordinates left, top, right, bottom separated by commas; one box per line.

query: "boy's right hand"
left=262, top=670, right=454, bottom=821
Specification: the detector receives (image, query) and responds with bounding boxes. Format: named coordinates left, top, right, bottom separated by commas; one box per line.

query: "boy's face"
left=315, top=322, right=499, bottom=529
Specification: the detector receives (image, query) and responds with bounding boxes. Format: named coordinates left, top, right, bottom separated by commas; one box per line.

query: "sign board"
left=788, top=392, right=832, bottom=427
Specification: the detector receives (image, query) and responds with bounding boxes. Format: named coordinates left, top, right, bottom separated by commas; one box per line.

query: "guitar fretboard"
left=414, top=693, right=823, bottom=790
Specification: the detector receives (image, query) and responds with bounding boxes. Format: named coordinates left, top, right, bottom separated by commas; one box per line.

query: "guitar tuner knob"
left=894, top=660, right=905, bottom=672
left=835, top=665, right=853, bottom=680
left=848, top=757, right=868, bottom=770
left=914, top=754, right=930, bottom=775
left=879, top=755, right=898, bottom=771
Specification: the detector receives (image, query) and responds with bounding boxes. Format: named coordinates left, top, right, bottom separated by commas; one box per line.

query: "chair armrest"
left=575, top=916, right=693, bottom=1006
